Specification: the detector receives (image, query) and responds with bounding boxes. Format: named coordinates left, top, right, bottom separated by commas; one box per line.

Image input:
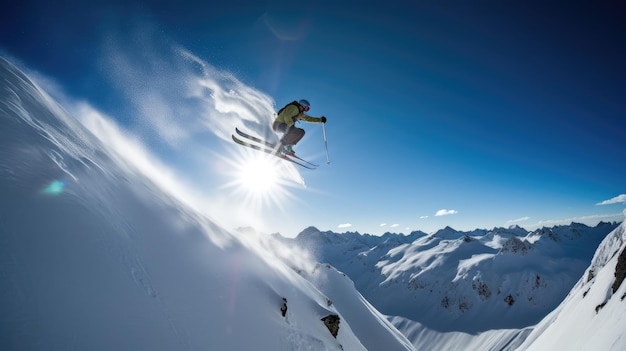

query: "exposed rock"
left=473, top=280, right=492, bottom=300
left=586, top=268, right=596, bottom=283
left=280, top=297, right=288, bottom=317
left=321, top=314, right=340, bottom=338
left=611, top=247, right=626, bottom=294
left=441, top=296, right=450, bottom=308
left=500, top=236, right=531, bottom=255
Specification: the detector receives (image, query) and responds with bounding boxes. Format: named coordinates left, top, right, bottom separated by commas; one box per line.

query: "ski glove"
left=321, top=116, right=327, bottom=123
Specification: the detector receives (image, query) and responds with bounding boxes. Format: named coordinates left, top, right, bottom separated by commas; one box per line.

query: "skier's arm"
left=300, top=114, right=324, bottom=123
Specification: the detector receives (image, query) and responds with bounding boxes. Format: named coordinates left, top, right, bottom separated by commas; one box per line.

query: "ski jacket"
left=274, top=101, right=323, bottom=127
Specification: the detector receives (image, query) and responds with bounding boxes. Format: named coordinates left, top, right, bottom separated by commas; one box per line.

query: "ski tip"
left=231, top=134, right=243, bottom=144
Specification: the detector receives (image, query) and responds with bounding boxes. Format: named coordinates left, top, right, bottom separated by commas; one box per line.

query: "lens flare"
left=42, top=180, right=66, bottom=195
left=239, top=157, right=278, bottom=194
left=221, top=147, right=303, bottom=213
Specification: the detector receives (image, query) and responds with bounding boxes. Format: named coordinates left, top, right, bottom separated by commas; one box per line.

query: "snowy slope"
left=279, top=223, right=619, bottom=349
left=388, top=316, right=532, bottom=351
left=0, top=57, right=414, bottom=350
left=297, top=263, right=415, bottom=351
left=517, top=216, right=626, bottom=351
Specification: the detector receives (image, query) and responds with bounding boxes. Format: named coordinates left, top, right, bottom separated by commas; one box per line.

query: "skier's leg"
left=282, top=126, right=305, bottom=145
left=273, top=121, right=288, bottom=133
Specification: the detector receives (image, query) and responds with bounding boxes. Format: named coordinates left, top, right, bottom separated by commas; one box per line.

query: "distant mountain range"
left=274, top=222, right=619, bottom=337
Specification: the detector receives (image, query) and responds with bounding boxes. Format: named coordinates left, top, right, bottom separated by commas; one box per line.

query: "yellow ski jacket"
left=274, top=103, right=324, bottom=127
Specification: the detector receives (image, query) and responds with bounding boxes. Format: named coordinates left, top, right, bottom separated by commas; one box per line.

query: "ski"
left=231, top=135, right=318, bottom=169
left=235, top=128, right=277, bottom=148
left=234, top=128, right=320, bottom=168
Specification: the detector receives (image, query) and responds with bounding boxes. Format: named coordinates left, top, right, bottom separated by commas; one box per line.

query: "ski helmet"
left=299, top=99, right=310, bottom=111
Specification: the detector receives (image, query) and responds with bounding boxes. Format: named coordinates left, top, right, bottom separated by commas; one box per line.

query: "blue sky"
left=2, top=0, right=625, bottom=236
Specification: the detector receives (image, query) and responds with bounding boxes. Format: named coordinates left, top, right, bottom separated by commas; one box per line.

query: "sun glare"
left=217, top=146, right=301, bottom=214
left=239, top=157, right=278, bottom=194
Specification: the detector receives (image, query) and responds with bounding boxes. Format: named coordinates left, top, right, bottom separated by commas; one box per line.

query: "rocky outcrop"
left=321, top=314, right=340, bottom=338
left=611, top=247, right=626, bottom=294
left=500, top=236, right=531, bottom=255
left=280, top=297, right=288, bottom=317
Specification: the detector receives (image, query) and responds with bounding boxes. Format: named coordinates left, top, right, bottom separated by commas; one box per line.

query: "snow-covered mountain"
left=0, top=57, right=414, bottom=350
left=517, top=215, right=626, bottom=351
left=3, top=55, right=624, bottom=350
left=276, top=222, right=621, bottom=349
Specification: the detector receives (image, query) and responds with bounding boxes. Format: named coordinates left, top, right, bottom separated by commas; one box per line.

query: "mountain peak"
left=298, top=226, right=322, bottom=237
left=499, top=236, right=532, bottom=255
left=433, top=226, right=462, bottom=239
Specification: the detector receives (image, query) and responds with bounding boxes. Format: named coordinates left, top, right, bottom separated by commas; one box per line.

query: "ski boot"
left=279, top=144, right=295, bottom=156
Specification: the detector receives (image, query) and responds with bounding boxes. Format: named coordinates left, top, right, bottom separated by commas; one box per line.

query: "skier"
left=272, top=99, right=327, bottom=155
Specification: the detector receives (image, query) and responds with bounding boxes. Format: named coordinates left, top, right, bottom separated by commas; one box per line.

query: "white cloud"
left=596, top=194, right=626, bottom=205
left=435, top=209, right=458, bottom=216
left=338, top=223, right=352, bottom=229
left=507, top=216, right=530, bottom=223
left=420, top=215, right=429, bottom=219
left=390, top=224, right=399, bottom=228
left=380, top=223, right=387, bottom=227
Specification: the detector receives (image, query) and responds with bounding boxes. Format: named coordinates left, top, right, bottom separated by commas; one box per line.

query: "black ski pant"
left=272, top=122, right=305, bottom=146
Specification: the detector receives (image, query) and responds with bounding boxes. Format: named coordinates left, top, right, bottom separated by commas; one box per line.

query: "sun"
left=219, top=145, right=304, bottom=213
left=238, top=157, right=278, bottom=194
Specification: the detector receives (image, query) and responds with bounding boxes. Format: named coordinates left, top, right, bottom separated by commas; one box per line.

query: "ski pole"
left=322, top=122, right=330, bottom=164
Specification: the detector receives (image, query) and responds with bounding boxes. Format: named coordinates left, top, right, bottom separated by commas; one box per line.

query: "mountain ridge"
left=276, top=221, right=620, bottom=334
